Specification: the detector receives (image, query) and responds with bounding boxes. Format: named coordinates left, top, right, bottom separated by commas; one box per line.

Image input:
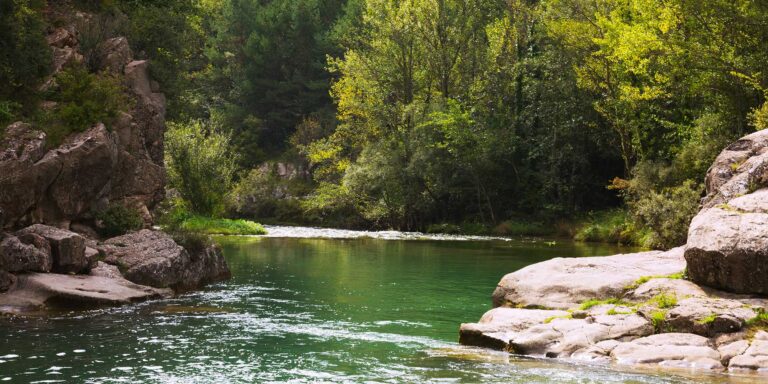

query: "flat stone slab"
left=610, top=333, right=724, bottom=370
left=0, top=263, right=171, bottom=314
left=492, top=247, right=686, bottom=309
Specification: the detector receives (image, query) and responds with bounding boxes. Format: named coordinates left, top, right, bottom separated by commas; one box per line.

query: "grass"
left=648, top=292, right=677, bottom=309
left=179, top=216, right=267, bottom=235
left=697, top=314, right=717, bottom=324
left=579, top=298, right=632, bottom=311
left=544, top=314, right=573, bottom=324
left=624, top=270, right=686, bottom=290
left=649, top=309, right=668, bottom=331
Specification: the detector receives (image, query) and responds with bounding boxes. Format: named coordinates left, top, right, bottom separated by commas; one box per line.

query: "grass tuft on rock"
left=579, top=298, right=633, bottom=311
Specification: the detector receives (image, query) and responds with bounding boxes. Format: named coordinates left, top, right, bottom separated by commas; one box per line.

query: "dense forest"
left=2, top=0, right=768, bottom=249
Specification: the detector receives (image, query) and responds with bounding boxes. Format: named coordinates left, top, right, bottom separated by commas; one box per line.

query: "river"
left=0, top=227, right=762, bottom=383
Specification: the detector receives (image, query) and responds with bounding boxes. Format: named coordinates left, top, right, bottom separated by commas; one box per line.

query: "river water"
left=0, top=227, right=763, bottom=383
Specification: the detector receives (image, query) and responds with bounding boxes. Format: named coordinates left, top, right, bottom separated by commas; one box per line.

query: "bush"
left=426, top=223, right=461, bottom=234
left=0, top=101, right=21, bottom=126
left=165, top=120, right=240, bottom=217
left=168, top=229, right=213, bottom=255
left=492, top=219, right=554, bottom=237
left=42, top=64, right=128, bottom=147
left=574, top=209, right=644, bottom=245
left=96, top=203, right=144, bottom=237
left=0, top=0, right=50, bottom=109
left=630, top=180, right=701, bottom=249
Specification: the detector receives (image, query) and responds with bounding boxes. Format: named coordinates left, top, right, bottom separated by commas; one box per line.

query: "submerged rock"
left=491, top=247, right=685, bottom=309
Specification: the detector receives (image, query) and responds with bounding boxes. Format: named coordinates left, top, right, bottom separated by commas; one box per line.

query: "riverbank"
left=459, top=129, right=768, bottom=376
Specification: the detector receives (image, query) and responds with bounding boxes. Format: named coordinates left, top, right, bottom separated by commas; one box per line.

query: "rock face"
left=0, top=20, right=166, bottom=231
left=686, top=128, right=768, bottom=294
left=98, top=230, right=231, bottom=291
left=492, top=247, right=685, bottom=309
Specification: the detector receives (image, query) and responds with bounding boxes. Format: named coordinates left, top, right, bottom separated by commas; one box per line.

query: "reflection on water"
left=0, top=235, right=763, bottom=383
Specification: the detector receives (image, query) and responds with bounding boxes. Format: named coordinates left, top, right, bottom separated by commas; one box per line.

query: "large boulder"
left=98, top=230, right=230, bottom=291
left=16, top=224, right=87, bottom=274
left=0, top=234, right=53, bottom=272
left=686, top=129, right=768, bottom=294
left=492, top=247, right=685, bottom=309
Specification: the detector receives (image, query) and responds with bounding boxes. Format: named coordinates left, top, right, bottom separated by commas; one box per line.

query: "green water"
left=0, top=235, right=759, bottom=383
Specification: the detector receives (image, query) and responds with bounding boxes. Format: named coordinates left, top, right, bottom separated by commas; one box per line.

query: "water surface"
left=0, top=231, right=762, bottom=383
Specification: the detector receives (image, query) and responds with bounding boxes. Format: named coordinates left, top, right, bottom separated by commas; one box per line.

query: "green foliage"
left=168, top=229, right=213, bottom=255
left=574, top=210, right=644, bottom=246
left=96, top=204, right=144, bottom=237
left=0, top=0, right=50, bottom=115
left=625, top=271, right=686, bottom=290
left=629, top=179, right=701, bottom=249
left=579, top=298, right=632, bottom=311
left=648, top=293, right=677, bottom=309
left=425, top=224, right=461, bottom=235
left=229, top=165, right=311, bottom=223
left=178, top=216, right=266, bottom=236
left=649, top=309, right=668, bottom=332
left=697, top=314, right=717, bottom=325
left=0, top=101, right=21, bottom=126
left=165, top=120, right=240, bottom=217
left=43, top=64, right=128, bottom=147
left=752, top=102, right=768, bottom=131
left=543, top=314, right=573, bottom=324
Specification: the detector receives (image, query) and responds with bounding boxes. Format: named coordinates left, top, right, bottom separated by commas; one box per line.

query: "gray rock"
left=686, top=193, right=768, bottom=294
left=0, top=270, right=171, bottom=314
left=610, top=333, right=723, bottom=370
left=628, top=278, right=707, bottom=301
left=509, top=313, right=653, bottom=357
left=459, top=308, right=569, bottom=350
left=98, top=37, right=133, bottom=73
left=0, top=234, right=52, bottom=272
left=0, top=270, right=15, bottom=293
left=702, top=129, right=768, bottom=208
left=663, top=297, right=756, bottom=336
left=17, top=224, right=87, bottom=274
left=99, top=230, right=230, bottom=291
left=729, top=339, right=768, bottom=370
left=492, top=247, right=685, bottom=309
left=718, top=340, right=749, bottom=365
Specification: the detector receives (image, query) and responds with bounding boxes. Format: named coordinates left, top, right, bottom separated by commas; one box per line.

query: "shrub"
left=0, top=100, right=21, bottom=126
left=164, top=120, right=240, bottom=217
left=0, top=0, right=50, bottom=108
left=426, top=223, right=461, bottom=234
left=169, top=229, right=213, bottom=255
left=96, top=203, right=144, bottom=237
left=630, top=180, right=701, bottom=249
left=574, top=209, right=642, bottom=245
left=42, top=64, right=128, bottom=147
